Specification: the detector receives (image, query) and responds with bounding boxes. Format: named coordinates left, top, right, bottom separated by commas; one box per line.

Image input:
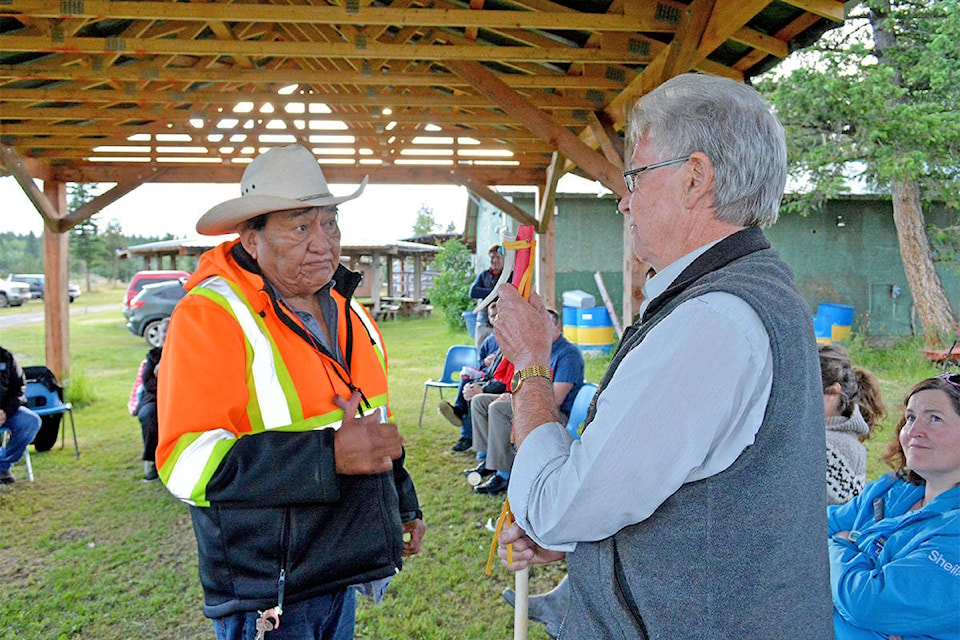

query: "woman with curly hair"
left=828, top=374, right=960, bottom=639
left=819, top=343, right=886, bottom=505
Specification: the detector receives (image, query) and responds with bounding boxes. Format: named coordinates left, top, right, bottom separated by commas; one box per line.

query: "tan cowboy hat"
left=196, top=144, right=368, bottom=235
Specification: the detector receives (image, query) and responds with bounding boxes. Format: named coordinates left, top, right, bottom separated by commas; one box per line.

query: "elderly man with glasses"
left=493, top=73, right=831, bottom=639
left=156, top=144, right=424, bottom=640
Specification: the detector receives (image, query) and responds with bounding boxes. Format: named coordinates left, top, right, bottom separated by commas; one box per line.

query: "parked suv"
left=123, top=270, right=190, bottom=311
left=126, top=280, right=187, bottom=347
left=0, top=278, right=31, bottom=307
left=9, top=273, right=81, bottom=303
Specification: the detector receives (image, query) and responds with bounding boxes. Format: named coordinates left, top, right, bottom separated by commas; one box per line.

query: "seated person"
left=0, top=345, right=42, bottom=484
left=440, top=300, right=504, bottom=452
left=469, top=309, right=584, bottom=495
left=820, top=343, right=886, bottom=505
left=136, top=319, right=167, bottom=481
left=829, top=374, right=960, bottom=639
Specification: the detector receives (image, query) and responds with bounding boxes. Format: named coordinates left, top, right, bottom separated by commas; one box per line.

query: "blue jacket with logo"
left=828, top=473, right=960, bottom=640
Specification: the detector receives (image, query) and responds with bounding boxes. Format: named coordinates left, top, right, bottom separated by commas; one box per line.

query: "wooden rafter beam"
left=0, top=143, right=61, bottom=229
left=2, top=2, right=678, bottom=32
left=61, top=171, right=168, bottom=230
left=0, top=35, right=655, bottom=65
left=436, top=166, right=539, bottom=228
left=48, top=162, right=546, bottom=187
left=0, top=62, right=626, bottom=90
left=537, top=151, right=564, bottom=234
left=0, top=86, right=599, bottom=110
left=586, top=111, right=624, bottom=170
left=446, top=60, right=623, bottom=195
left=659, top=0, right=717, bottom=85
left=779, top=0, right=845, bottom=23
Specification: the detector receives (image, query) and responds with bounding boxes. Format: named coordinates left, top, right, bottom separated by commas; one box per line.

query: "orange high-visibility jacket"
left=156, top=239, right=420, bottom=618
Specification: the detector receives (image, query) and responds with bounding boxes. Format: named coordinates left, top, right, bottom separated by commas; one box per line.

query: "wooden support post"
left=43, top=180, right=70, bottom=383
left=536, top=186, right=557, bottom=311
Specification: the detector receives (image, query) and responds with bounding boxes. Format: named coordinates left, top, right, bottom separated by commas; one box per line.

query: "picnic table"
left=922, top=340, right=960, bottom=364
left=382, top=297, right=432, bottom=318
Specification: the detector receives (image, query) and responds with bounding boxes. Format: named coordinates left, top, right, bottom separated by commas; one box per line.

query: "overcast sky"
left=0, top=174, right=604, bottom=244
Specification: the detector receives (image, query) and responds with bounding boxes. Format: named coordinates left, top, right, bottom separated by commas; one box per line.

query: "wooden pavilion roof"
left=1, top=0, right=848, bottom=221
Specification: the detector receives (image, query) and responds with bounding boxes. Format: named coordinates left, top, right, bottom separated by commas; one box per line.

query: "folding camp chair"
left=418, top=345, right=478, bottom=426
left=23, top=367, right=79, bottom=458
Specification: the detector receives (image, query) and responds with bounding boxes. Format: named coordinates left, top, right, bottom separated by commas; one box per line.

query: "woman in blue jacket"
left=829, top=374, right=960, bottom=640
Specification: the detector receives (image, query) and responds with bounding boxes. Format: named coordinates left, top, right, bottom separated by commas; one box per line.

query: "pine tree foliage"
left=757, top=0, right=960, bottom=344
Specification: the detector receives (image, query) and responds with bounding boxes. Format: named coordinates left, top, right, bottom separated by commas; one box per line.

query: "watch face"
left=511, top=369, right=522, bottom=392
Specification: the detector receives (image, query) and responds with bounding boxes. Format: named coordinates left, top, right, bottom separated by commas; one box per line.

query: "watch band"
left=511, top=364, right=553, bottom=393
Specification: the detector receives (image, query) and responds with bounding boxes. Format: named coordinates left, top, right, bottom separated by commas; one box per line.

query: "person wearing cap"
left=468, top=244, right=505, bottom=352
left=156, top=144, right=424, bottom=639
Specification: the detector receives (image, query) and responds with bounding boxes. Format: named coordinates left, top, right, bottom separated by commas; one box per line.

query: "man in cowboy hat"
left=156, top=144, right=425, bottom=639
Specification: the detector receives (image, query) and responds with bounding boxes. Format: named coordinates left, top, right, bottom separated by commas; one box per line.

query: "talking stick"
left=483, top=225, right=536, bottom=640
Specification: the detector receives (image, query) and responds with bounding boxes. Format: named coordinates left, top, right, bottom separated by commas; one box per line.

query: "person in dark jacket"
left=0, top=345, right=41, bottom=484
left=135, top=319, right=166, bottom=481
left=468, top=244, right=505, bottom=350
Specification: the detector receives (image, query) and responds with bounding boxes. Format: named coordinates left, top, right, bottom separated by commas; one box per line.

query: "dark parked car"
left=9, top=273, right=82, bottom=302
left=126, top=280, right=187, bottom=347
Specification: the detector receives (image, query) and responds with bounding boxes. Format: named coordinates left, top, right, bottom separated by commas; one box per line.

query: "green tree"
left=412, top=204, right=439, bottom=236
left=67, top=183, right=106, bottom=291
left=757, top=0, right=960, bottom=346
left=429, top=238, right=474, bottom=329
left=99, top=220, right=130, bottom=284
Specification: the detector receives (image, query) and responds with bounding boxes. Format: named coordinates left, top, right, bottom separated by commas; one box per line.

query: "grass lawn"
left=0, top=296, right=943, bottom=639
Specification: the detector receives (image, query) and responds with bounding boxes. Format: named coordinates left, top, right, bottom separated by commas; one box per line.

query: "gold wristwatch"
left=510, top=365, right=553, bottom=393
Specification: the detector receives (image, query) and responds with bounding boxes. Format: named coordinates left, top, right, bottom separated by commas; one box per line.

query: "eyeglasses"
left=937, top=372, right=960, bottom=388
left=622, top=156, right=690, bottom=193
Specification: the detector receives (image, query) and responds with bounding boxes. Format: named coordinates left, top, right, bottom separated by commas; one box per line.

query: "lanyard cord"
left=265, top=288, right=373, bottom=415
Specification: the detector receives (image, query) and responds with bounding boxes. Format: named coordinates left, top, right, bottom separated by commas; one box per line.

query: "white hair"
left=626, top=73, right=787, bottom=227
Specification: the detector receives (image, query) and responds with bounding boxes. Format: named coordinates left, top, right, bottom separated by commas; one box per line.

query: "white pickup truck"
left=0, top=278, right=31, bottom=307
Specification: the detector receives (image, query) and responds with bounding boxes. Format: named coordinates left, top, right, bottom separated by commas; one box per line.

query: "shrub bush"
left=65, top=367, right=98, bottom=408
left=429, top=238, right=474, bottom=329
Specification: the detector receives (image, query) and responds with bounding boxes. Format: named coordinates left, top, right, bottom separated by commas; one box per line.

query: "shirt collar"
left=639, top=239, right=722, bottom=317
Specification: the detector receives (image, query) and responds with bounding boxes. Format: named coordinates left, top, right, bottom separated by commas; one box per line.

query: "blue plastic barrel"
left=817, top=303, right=854, bottom=327
left=562, top=306, right=579, bottom=342
left=813, top=314, right=832, bottom=339
left=577, top=307, right=615, bottom=347
left=462, top=309, right=477, bottom=338
left=576, top=307, right=611, bottom=327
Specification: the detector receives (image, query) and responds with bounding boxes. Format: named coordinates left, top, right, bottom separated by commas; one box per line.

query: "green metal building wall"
left=475, top=193, right=959, bottom=338
left=767, top=198, right=960, bottom=337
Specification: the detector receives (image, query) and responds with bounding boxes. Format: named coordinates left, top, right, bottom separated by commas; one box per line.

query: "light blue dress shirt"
left=508, top=241, right=774, bottom=550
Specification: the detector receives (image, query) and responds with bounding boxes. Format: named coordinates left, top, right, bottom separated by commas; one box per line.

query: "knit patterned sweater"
left=825, top=405, right=870, bottom=505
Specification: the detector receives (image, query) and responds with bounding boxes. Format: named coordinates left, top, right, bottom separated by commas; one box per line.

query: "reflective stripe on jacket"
left=161, top=267, right=388, bottom=506
left=156, top=239, right=416, bottom=618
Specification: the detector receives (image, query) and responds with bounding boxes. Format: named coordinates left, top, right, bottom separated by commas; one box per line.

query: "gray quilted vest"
left=563, top=228, right=834, bottom=640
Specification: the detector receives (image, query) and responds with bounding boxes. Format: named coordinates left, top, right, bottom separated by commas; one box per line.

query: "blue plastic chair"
left=0, top=425, right=34, bottom=482
left=24, top=379, right=79, bottom=458
left=565, top=383, right=598, bottom=439
left=418, top=345, right=478, bottom=426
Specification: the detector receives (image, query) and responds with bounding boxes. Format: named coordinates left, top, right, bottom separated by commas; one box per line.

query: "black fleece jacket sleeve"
left=0, top=350, right=25, bottom=419
left=204, top=428, right=341, bottom=508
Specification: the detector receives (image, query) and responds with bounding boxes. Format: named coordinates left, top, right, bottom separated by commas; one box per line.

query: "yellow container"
left=577, top=326, right=615, bottom=345
left=563, top=325, right=579, bottom=342
left=831, top=325, right=852, bottom=343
